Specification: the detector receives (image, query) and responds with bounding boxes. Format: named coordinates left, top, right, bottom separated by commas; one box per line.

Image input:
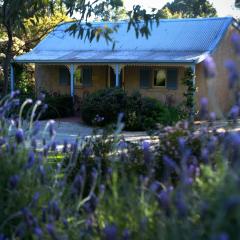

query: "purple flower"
left=15, top=128, right=24, bottom=144
left=163, top=155, right=178, bottom=170
left=99, top=184, right=105, bottom=194
left=38, top=92, right=46, bottom=101
left=0, top=234, right=7, bottom=240
left=43, top=145, right=49, bottom=157
left=32, top=192, right=40, bottom=207
left=118, top=140, right=128, bottom=149
left=149, top=181, right=161, bottom=193
left=83, top=146, right=93, bottom=157
left=209, top=112, right=216, bottom=122
left=229, top=105, right=239, bottom=122
left=39, top=165, right=45, bottom=184
left=231, top=32, right=240, bottom=55
left=34, top=227, right=43, bottom=239
left=42, top=207, right=47, bottom=223
left=175, top=191, right=188, bottom=217
left=122, top=229, right=131, bottom=240
left=11, top=90, right=20, bottom=98
left=224, top=60, right=239, bottom=89
left=9, top=175, right=20, bottom=189
left=199, top=97, right=208, bottom=118
left=50, top=201, right=61, bottom=221
left=46, top=224, right=57, bottom=240
left=26, top=151, right=35, bottom=168
left=158, top=190, right=170, bottom=214
left=103, top=224, right=118, bottom=240
left=203, top=55, right=217, bottom=78
left=73, top=174, right=83, bottom=195
left=83, top=193, right=98, bottom=213
left=142, top=140, right=150, bottom=151
left=214, top=233, right=229, bottom=240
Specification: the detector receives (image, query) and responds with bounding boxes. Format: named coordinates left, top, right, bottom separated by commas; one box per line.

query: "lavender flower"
left=231, top=32, right=240, bottom=55
left=224, top=60, right=239, bottom=89
left=199, top=97, right=208, bottom=119
left=9, top=175, right=20, bottom=189
left=34, top=227, right=43, bottom=239
left=229, top=105, right=239, bottom=122
left=203, top=55, right=217, bottom=78
left=32, top=192, right=40, bottom=207
left=83, top=193, right=98, bottom=213
left=142, top=140, right=150, bottom=151
left=46, top=224, right=58, bottom=240
left=26, top=151, right=35, bottom=169
left=15, top=128, right=24, bottom=144
left=122, top=229, right=131, bottom=240
left=103, top=224, right=118, bottom=240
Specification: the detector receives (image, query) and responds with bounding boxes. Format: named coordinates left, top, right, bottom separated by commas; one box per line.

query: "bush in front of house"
left=39, top=93, right=74, bottom=120
left=81, top=88, right=127, bottom=126
left=81, top=88, right=185, bottom=130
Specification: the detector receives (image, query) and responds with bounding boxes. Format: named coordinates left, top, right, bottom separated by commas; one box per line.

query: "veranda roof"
left=14, top=17, right=235, bottom=64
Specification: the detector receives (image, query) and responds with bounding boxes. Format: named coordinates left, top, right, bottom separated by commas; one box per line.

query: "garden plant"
left=1, top=30, right=240, bottom=240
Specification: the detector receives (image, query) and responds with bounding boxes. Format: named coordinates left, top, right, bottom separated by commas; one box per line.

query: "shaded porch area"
left=30, top=63, right=192, bottom=106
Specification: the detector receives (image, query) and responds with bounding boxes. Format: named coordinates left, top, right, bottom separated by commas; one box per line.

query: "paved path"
left=38, top=118, right=240, bottom=148
left=39, top=119, right=153, bottom=146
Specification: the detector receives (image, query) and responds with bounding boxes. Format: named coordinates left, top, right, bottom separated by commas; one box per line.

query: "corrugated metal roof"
left=15, top=17, right=234, bottom=64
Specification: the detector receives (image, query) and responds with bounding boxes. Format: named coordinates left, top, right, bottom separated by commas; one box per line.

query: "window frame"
left=153, top=68, right=167, bottom=88
left=74, top=66, right=93, bottom=88
left=152, top=67, right=178, bottom=90
left=59, top=65, right=70, bottom=86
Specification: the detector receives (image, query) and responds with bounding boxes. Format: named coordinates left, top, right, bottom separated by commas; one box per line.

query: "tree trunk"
left=2, top=24, right=13, bottom=95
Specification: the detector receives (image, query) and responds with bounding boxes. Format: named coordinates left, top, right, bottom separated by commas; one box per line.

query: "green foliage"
left=38, top=93, right=74, bottom=120
left=81, top=88, right=127, bottom=126
left=2, top=93, right=240, bottom=239
left=182, top=67, right=196, bottom=121
left=163, top=0, right=217, bottom=18
left=81, top=89, right=185, bottom=130
left=14, top=63, right=35, bottom=99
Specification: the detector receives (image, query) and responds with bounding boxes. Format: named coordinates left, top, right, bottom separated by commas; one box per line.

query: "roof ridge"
left=57, top=16, right=234, bottom=27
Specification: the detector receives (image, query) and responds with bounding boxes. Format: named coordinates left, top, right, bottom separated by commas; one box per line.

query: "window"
left=74, top=66, right=92, bottom=87
left=154, top=69, right=166, bottom=87
left=59, top=66, right=70, bottom=86
left=140, top=68, right=151, bottom=88
left=75, top=66, right=83, bottom=87
left=139, top=67, right=178, bottom=90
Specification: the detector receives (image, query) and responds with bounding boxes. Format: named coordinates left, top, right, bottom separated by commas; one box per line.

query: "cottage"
left=14, top=17, right=240, bottom=113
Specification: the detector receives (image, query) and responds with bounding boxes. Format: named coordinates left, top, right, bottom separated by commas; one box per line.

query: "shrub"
left=81, top=89, right=185, bottom=130
left=81, top=88, right=127, bottom=126
left=39, top=93, right=74, bottom=120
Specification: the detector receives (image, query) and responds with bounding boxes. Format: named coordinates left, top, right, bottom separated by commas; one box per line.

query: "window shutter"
left=59, top=66, right=70, bottom=85
left=82, top=67, right=93, bottom=87
left=140, top=69, right=151, bottom=88
left=166, top=69, right=178, bottom=90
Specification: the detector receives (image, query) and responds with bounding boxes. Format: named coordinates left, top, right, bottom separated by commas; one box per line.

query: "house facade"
left=14, top=17, right=240, bottom=114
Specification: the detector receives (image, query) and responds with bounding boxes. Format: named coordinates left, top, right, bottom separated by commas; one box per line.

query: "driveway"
left=39, top=118, right=153, bottom=146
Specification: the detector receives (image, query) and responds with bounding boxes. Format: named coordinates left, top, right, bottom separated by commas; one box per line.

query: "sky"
left=124, top=0, right=240, bottom=18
